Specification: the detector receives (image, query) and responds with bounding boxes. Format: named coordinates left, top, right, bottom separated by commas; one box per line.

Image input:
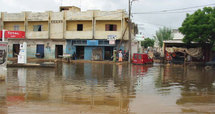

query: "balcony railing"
left=65, top=31, right=93, bottom=39
left=26, top=31, right=48, bottom=39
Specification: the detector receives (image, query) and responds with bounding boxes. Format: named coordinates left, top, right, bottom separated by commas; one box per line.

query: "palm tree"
left=155, top=27, right=173, bottom=47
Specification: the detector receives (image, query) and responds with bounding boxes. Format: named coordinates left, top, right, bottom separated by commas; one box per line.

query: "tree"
left=179, top=7, right=215, bottom=50
left=155, top=27, right=173, bottom=47
left=141, top=38, right=155, bottom=48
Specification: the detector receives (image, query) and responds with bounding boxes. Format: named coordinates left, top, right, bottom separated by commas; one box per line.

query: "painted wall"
left=66, top=40, right=76, bottom=55
left=84, top=46, right=104, bottom=60
left=66, top=21, right=92, bottom=31
left=96, top=20, right=121, bottom=31
left=8, top=39, right=66, bottom=59
left=50, top=22, right=64, bottom=39
left=28, top=22, right=48, bottom=31
left=84, top=47, right=93, bottom=60
left=4, top=22, right=25, bottom=31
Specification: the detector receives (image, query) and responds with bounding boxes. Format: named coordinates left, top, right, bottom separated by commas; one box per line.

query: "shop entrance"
left=55, top=45, right=63, bottom=58
left=76, top=46, right=84, bottom=59
left=13, top=44, right=20, bottom=57
left=104, top=47, right=113, bottom=60
left=36, top=44, right=44, bottom=58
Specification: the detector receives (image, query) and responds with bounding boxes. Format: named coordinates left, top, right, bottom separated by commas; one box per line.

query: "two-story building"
left=0, top=6, right=137, bottom=60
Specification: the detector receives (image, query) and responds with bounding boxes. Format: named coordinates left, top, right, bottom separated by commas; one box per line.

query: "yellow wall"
left=4, top=22, right=25, bottom=31
left=28, top=22, right=48, bottom=31
left=96, top=20, right=121, bottom=31
left=66, top=21, right=92, bottom=31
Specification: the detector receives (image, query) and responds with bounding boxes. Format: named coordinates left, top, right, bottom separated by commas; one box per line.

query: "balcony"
left=95, top=31, right=122, bottom=40
left=26, top=31, right=48, bottom=39
left=65, top=31, right=92, bottom=39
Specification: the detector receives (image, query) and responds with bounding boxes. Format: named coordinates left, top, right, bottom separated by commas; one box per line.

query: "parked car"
left=132, top=53, right=153, bottom=64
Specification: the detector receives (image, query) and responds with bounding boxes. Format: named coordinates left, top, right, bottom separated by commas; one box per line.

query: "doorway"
left=13, top=44, right=20, bottom=57
left=55, top=45, right=63, bottom=58
left=36, top=44, right=44, bottom=58
left=76, top=46, right=84, bottom=59
left=104, top=47, right=113, bottom=60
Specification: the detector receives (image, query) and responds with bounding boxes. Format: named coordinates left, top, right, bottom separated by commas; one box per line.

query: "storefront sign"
left=109, top=40, right=115, bottom=45
left=87, top=40, right=98, bottom=46
left=0, top=31, right=25, bottom=39
left=107, top=35, right=117, bottom=40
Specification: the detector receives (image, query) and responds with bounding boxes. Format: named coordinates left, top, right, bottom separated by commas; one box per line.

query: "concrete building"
left=0, top=6, right=137, bottom=60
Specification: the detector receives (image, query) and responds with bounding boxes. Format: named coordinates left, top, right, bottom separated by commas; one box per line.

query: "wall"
left=95, top=20, right=122, bottom=39
left=66, top=40, right=76, bottom=55
left=66, top=11, right=93, bottom=20
left=4, top=22, right=25, bottom=31
left=3, top=13, right=25, bottom=21
left=27, top=12, right=49, bottom=21
left=50, top=12, right=64, bottom=39
left=8, top=39, right=66, bottom=59
left=66, top=21, right=92, bottom=31
left=28, top=21, right=48, bottom=31
left=84, top=46, right=104, bottom=60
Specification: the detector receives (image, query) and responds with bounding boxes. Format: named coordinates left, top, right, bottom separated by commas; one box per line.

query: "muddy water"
left=0, top=63, right=215, bottom=113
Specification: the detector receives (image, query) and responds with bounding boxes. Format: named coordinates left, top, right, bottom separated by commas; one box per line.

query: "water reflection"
left=2, top=63, right=215, bottom=113
left=0, top=81, right=7, bottom=114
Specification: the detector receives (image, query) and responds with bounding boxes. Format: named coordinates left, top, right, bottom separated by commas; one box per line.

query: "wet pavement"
left=0, top=63, right=215, bottom=113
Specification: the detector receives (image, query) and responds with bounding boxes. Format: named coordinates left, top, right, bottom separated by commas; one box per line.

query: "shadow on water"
left=1, top=63, right=215, bottom=113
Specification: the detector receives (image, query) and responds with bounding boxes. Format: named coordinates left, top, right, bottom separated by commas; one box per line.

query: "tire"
left=205, top=66, right=212, bottom=70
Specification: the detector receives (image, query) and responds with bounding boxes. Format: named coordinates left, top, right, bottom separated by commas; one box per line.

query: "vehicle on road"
left=132, top=53, right=153, bottom=65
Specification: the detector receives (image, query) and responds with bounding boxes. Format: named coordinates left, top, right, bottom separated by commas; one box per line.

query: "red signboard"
left=0, top=31, right=25, bottom=39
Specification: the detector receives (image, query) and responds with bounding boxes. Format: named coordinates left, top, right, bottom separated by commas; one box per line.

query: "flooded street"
left=1, top=63, right=215, bottom=113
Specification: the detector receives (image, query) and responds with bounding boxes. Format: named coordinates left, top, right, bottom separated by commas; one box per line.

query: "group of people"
left=112, top=49, right=129, bottom=62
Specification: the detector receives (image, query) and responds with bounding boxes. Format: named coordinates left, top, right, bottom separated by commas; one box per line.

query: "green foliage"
left=155, top=27, right=173, bottom=47
left=141, top=38, right=155, bottom=48
left=179, top=7, right=215, bottom=48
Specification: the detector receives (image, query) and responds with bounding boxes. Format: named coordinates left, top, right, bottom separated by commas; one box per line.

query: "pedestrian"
left=118, top=50, right=123, bottom=62
left=113, top=48, right=117, bottom=62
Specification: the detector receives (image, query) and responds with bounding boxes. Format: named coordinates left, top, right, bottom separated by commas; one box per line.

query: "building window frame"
left=105, top=24, right=117, bottom=31
left=77, top=24, right=83, bottom=31
left=14, top=25, right=20, bottom=31
left=33, top=25, right=43, bottom=31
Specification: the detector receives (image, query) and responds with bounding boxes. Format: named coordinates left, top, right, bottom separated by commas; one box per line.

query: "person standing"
left=113, top=49, right=117, bottom=62
left=118, top=50, right=123, bottom=62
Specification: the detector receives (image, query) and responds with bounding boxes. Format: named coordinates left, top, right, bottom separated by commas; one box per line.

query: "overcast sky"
left=0, top=0, right=214, bottom=37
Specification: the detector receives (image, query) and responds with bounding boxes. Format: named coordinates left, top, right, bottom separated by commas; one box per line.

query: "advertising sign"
left=107, top=35, right=117, bottom=40
left=109, top=40, right=115, bottom=45
left=87, top=40, right=99, bottom=46
left=0, top=31, right=25, bottom=39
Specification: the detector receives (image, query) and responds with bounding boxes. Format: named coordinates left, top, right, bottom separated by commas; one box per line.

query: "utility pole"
left=128, top=0, right=132, bottom=63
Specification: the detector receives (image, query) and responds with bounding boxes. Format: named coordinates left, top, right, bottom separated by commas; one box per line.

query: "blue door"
left=36, top=44, right=44, bottom=58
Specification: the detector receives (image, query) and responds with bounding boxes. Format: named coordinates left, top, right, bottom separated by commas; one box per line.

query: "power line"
left=133, top=3, right=215, bottom=14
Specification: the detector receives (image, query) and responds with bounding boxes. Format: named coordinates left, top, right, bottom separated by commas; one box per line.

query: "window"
left=105, top=24, right=117, bottom=31
left=14, top=25, right=19, bottom=31
left=33, top=25, right=42, bottom=31
left=77, top=24, right=83, bottom=31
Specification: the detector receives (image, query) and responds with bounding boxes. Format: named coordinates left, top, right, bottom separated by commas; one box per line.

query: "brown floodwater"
left=0, top=63, right=215, bottom=113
